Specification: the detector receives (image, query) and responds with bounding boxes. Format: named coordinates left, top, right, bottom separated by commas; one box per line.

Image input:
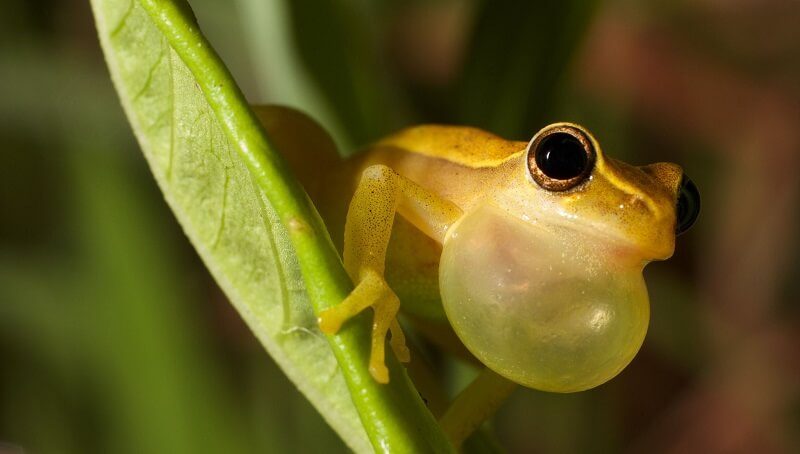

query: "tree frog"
left=255, top=106, right=700, bottom=394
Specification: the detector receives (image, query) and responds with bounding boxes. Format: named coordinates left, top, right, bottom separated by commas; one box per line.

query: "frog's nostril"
left=676, top=175, right=700, bottom=235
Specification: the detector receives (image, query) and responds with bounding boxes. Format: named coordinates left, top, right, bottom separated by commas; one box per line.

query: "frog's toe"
left=318, top=309, right=345, bottom=335
left=317, top=272, right=410, bottom=383
left=367, top=288, right=404, bottom=383
left=369, top=361, right=390, bottom=384
left=317, top=273, right=385, bottom=335
left=390, top=319, right=411, bottom=363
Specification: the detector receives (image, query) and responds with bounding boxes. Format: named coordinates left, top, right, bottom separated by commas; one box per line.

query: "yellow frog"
left=256, top=105, right=700, bottom=395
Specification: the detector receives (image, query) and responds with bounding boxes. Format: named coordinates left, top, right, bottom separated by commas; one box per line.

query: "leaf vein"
left=109, top=0, right=134, bottom=37
left=131, top=44, right=166, bottom=102
left=251, top=177, right=292, bottom=330
left=211, top=157, right=229, bottom=250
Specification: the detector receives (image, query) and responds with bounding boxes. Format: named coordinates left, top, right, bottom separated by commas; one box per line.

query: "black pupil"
left=676, top=175, right=700, bottom=235
left=535, top=132, right=588, bottom=180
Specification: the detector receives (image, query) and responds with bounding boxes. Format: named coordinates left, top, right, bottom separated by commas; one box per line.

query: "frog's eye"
left=527, top=125, right=596, bottom=191
left=676, top=175, right=700, bottom=235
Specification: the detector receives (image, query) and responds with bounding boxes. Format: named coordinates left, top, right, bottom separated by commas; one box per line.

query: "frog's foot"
left=318, top=272, right=410, bottom=383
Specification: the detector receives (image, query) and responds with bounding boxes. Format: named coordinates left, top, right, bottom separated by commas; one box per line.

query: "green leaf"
left=234, top=0, right=409, bottom=152
left=90, top=0, right=452, bottom=452
left=284, top=0, right=407, bottom=146
left=232, top=0, right=355, bottom=153
left=457, top=0, right=600, bottom=138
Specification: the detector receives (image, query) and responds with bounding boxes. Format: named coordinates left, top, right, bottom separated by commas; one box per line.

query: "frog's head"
left=504, top=122, right=699, bottom=263
left=439, top=123, right=700, bottom=392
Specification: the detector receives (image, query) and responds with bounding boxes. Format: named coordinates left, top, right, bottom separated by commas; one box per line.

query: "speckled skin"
left=318, top=125, right=680, bottom=314
left=255, top=106, right=684, bottom=390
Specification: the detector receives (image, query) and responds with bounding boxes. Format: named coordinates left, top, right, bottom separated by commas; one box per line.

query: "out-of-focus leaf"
left=283, top=0, right=408, bottom=147
left=70, top=147, right=253, bottom=454
left=0, top=152, right=254, bottom=454
left=0, top=260, right=76, bottom=378
left=233, top=0, right=353, bottom=152
left=457, top=0, right=600, bottom=138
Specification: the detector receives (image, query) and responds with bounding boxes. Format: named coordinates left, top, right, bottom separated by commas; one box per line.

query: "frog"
left=254, top=105, right=700, bottom=395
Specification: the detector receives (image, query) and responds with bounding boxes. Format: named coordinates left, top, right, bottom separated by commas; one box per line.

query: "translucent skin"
left=440, top=205, right=649, bottom=392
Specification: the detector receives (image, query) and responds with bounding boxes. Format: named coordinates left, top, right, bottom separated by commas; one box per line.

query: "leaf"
left=457, top=0, right=601, bottom=138
left=232, top=0, right=355, bottom=153
left=90, top=0, right=452, bottom=452
left=234, top=0, right=409, bottom=152
left=67, top=147, right=254, bottom=454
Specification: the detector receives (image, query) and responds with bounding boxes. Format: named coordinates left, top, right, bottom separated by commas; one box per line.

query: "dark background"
left=1, top=0, right=799, bottom=452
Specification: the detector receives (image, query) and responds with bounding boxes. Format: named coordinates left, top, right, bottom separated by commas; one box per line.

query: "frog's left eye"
left=527, top=125, right=596, bottom=191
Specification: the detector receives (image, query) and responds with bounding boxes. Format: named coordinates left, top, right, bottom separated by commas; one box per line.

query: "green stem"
left=440, top=368, right=517, bottom=448
left=136, top=1, right=452, bottom=452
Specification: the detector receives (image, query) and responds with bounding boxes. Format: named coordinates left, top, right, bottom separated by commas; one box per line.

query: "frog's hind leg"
left=319, top=164, right=462, bottom=383
left=252, top=104, right=341, bottom=202
left=440, top=368, right=516, bottom=447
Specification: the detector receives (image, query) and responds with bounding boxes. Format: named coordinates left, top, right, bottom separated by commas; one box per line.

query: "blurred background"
left=1, top=0, right=799, bottom=452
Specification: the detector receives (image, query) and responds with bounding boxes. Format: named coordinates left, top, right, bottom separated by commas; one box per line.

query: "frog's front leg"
left=318, top=165, right=463, bottom=383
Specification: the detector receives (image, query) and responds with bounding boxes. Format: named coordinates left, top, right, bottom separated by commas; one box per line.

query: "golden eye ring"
left=526, top=124, right=596, bottom=192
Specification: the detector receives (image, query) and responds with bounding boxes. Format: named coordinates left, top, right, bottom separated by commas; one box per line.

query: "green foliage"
left=457, top=0, right=600, bottom=138
left=8, top=0, right=781, bottom=451
left=90, top=0, right=451, bottom=451
left=86, top=0, right=605, bottom=450
left=284, top=0, right=407, bottom=146
left=0, top=43, right=349, bottom=453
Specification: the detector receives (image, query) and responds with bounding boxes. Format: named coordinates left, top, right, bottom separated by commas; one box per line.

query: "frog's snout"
left=638, top=162, right=682, bottom=194
left=639, top=162, right=700, bottom=235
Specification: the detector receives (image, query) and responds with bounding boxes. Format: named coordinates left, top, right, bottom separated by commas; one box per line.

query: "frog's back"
left=340, top=125, right=526, bottom=213
left=374, top=125, right=527, bottom=169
